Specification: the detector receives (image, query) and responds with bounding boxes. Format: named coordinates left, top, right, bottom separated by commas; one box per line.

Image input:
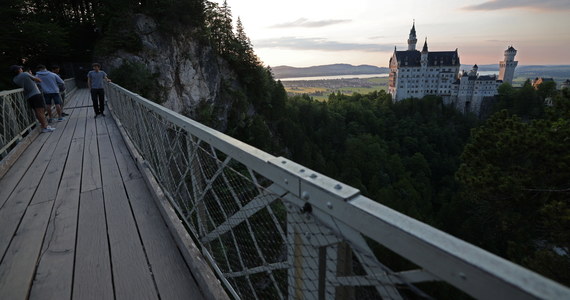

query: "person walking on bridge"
left=87, top=63, right=111, bottom=118
left=10, top=65, right=54, bottom=133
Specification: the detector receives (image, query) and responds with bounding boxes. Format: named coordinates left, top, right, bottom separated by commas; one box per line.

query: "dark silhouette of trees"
left=455, top=92, right=570, bottom=285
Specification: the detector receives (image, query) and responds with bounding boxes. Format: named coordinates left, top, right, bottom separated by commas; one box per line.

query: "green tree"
left=110, top=61, right=161, bottom=101
left=494, top=82, right=515, bottom=111
left=536, top=80, right=557, bottom=100
left=456, top=101, right=570, bottom=284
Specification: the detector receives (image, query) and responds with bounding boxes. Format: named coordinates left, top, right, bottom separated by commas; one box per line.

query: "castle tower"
left=499, top=46, right=518, bottom=84
left=408, top=21, right=417, bottom=51
left=421, top=38, right=428, bottom=66
left=469, top=64, right=478, bottom=77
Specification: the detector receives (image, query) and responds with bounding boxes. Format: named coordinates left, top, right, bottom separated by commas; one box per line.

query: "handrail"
left=0, top=78, right=77, bottom=160
left=0, top=88, right=36, bottom=159
left=106, top=82, right=570, bottom=300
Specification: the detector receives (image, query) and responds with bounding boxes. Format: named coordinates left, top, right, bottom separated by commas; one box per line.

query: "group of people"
left=10, top=63, right=111, bottom=133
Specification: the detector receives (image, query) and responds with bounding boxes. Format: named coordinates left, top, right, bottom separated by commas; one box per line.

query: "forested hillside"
left=2, top=0, right=568, bottom=287
left=267, top=88, right=569, bottom=286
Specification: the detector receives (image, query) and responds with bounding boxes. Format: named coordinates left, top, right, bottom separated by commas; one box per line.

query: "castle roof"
left=476, top=75, right=499, bottom=81
left=394, top=50, right=460, bottom=67
left=422, top=38, right=428, bottom=52
left=410, top=22, right=416, bottom=36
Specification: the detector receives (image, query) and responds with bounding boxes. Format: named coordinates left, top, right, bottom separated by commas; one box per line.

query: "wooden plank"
left=108, top=108, right=231, bottom=300
left=98, top=125, right=158, bottom=299
left=73, top=188, right=114, bottom=300
left=81, top=88, right=103, bottom=192
left=124, top=178, right=204, bottom=299
left=104, top=115, right=142, bottom=182
left=105, top=108, right=201, bottom=298
left=96, top=113, right=108, bottom=137
left=29, top=111, right=78, bottom=206
left=0, top=132, right=48, bottom=208
left=0, top=200, right=54, bottom=300
left=103, top=181, right=159, bottom=300
left=29, top=106, right=86, bottom=300
left=98, top=122, right=122, bottom=185
left=0, top=113, right=80, bottom=299
left=0, top=119, right=66, bottom=259
left=0, top=129, right=39, bottom=181
left=81, top=108, right=101, bottom=192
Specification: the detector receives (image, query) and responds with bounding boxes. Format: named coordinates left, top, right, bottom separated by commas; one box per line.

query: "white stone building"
left=453, top=65, right=501, bottom=114
left=389, top=22, right=518, bottom=115
left=388, top=22, right=460, bottom=102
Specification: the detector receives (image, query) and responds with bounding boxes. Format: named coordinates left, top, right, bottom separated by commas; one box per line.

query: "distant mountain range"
left=272, top=64, right=389, bottom=79
left=272, top=63, right=570, bottom=79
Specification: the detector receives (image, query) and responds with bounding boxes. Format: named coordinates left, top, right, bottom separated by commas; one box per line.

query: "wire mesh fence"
left=106, top=82, right=570, bottom=300
left=0, top=89, right=36, bottom=159
left=1, top=79, right=76, bottom=160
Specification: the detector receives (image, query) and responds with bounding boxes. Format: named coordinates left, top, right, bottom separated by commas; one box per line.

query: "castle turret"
left=407, top=21, right=417, bottom=51
left=468, top=64, right=478, bottom=77
left=499, top=46, right=518, bottom=84
left=421, top=38, right=428, bottom=67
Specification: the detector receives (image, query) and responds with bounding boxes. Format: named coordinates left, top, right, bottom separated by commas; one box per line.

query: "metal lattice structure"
left=106, top=83, right=570, bottom=300
left=0, top=88, right=35, bottom=159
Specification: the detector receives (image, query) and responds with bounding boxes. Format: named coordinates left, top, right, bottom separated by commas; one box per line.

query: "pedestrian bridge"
left=0, top=79, right=568, bottom=299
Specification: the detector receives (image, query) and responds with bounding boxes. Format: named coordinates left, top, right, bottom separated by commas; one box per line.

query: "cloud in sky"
left=463, top=0, right=570, bottom=11
left=270, top=18, right=351, bottom=28
left=254, top=37, right=394, bottom=52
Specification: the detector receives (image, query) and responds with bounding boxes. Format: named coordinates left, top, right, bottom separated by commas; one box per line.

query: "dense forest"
left=2, top=0, right=569, bottom=288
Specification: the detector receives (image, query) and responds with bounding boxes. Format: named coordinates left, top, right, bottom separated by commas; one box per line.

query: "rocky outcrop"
left=102, top=14, right=238, bottom=129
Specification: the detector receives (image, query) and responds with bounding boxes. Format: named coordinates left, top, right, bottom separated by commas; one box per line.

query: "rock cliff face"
left=102, top=14, right=238, bottom=129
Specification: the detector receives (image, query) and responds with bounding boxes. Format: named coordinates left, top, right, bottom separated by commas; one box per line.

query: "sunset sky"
left=211, top=0, right=570, bottom=68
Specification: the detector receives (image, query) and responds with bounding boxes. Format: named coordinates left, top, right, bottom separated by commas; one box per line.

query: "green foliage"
left=110, top=61, right=162, bottom=102
left=266, top=92, right=477, bottom=224
left=493, top=81, right=544, bottom=119
left=0, top=0, right=72, bottom=89
left=536, top=80, right=557, bottom=100
left=94, top=16, right=142, bottom=55
left=0, top=0, right=206, bottom=89
left=139, top=0, right=205, bottom=31
left=456, top=93, right=570, bottom=284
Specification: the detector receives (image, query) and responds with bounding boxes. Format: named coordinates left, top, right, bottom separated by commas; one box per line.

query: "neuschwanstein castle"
left=388, top=22, right=518, bottom=114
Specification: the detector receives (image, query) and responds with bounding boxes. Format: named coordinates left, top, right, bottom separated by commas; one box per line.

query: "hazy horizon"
left=211, top=0, right=570, bottom=68
left=272, top=63, right=570, bottom=68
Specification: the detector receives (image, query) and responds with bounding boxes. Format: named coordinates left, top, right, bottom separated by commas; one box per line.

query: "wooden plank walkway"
left=0, top=89, right=204, bottom=300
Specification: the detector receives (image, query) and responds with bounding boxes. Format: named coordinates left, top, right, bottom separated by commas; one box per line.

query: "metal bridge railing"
left=0, top=78, right=77, bottom=160
left=0, top=88, right=36, bottom=159
left=106, top=82, right=570, bottom=300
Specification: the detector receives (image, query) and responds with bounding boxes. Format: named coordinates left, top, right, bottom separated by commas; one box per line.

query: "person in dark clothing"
left=87, top=63, right=111, bottom=118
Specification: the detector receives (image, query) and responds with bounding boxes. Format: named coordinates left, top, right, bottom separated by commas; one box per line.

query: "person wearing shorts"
left=10, top=65, right=54, bottom=133
left=36, top=64, right=65, bottom=122
left=51, top=65, right=69, bottom=116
